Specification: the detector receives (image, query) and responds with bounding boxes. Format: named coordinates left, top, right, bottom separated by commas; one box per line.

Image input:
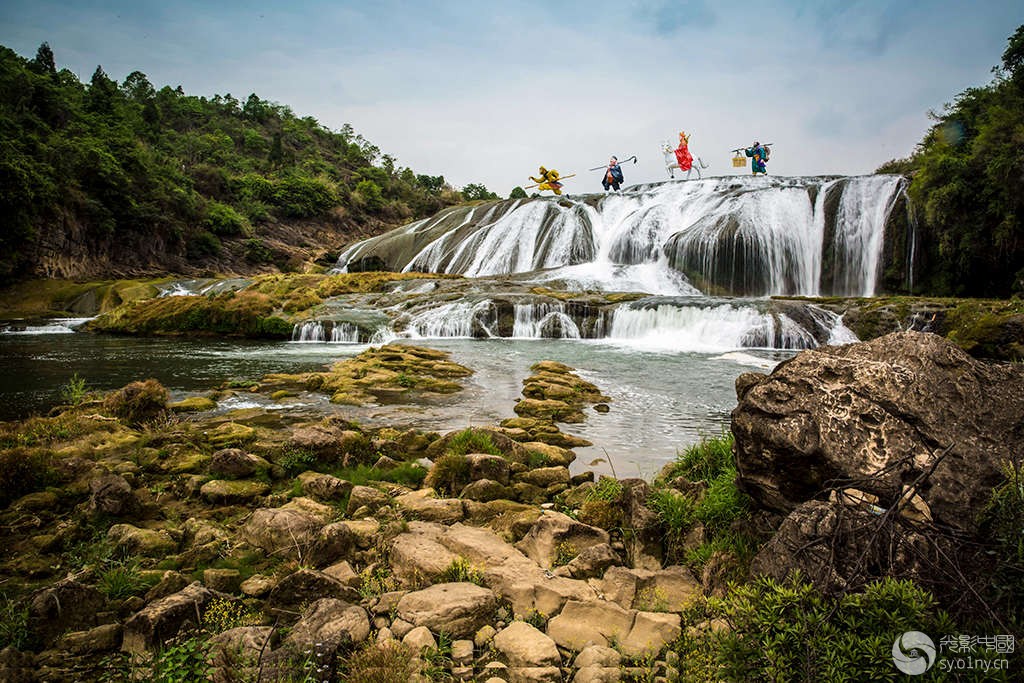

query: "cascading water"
left=326, top=176, right=907, bottom=352
left=291, top=321, right=361, bottom=343
left=336, top=175, right=907, bottom=298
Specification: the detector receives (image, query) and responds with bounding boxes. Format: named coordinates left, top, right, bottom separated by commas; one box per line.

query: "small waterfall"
left=291, top=321, right=363, bottom=343
left=512, top=303, right=581, bottom=339
left=335, top=175, right=907, bottom=297
left=404, top=300, right=500, bottom=338
left=827, top=175, right=906, bottom=296
left=605, top=299, right=851, bottom=352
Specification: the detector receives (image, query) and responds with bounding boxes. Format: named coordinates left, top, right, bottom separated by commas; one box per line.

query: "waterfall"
left=827, top=175, right=906, bottom=296
left=291, top=321, right=363, bottom=343
left=335, top=175, right=907, bottom=297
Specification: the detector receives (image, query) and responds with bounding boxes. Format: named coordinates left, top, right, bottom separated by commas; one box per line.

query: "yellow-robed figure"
left=529, top=166, right=564, bottom=195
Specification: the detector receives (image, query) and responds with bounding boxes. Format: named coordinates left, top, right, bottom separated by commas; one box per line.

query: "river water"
left=0, top=322, right=789, bottom=477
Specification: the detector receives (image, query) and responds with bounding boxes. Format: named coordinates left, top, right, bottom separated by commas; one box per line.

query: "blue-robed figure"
left=745, top=141, right=769, bottom=175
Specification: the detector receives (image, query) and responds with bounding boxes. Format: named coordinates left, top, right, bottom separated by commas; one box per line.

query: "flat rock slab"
left=396, top=582, right=498, bottom=638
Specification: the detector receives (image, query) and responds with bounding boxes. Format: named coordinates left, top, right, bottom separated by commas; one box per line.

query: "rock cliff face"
left=732, top=331, right=1024, bottom=533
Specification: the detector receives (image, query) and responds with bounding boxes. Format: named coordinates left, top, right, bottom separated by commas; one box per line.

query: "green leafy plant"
left=439, top=557, right=484, bottom=585
left=679, top=575, right=960, bottom=682
left=201, top=596, right=263, bottom=633
left=98, top=560, right=147, bottom=600
left=0, top=595, right=32, bottom=650
left=60, top=372, right=89, bottom=405
left=553, top=541, right=578, bottom=567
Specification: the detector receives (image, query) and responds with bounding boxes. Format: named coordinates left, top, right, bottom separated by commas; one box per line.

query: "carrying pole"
left=588, top=155, right=637, bottom=171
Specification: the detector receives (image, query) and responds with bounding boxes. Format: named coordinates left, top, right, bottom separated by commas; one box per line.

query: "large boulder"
left=493, top=621, right=561, bottom=667
left=749, top=499, right=931, bottom=592
left=267, top=569, right=360, bottom=611
left=396, top=583, right=498, bottom=638
left=283, top=598, right=370, bottom=653
left=122, top=582, right=212, bottom=653
left=29, top=575, right=105, bottom=644
left=88, top=474, right=138, bottom=517
left=239, top=506, right=323, bottom=559
left=514, top=511, right=609, bottom=569
left=732, top=331, right=1024, bottom=532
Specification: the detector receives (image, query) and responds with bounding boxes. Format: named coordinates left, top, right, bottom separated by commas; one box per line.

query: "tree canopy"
left=0, top=42, right=462, bottom=281
left=877, top=25, right=1024, bottom=297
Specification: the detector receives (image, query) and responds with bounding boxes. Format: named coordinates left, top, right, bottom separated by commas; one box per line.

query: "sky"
left=1, top=1, right=1021, bottom=196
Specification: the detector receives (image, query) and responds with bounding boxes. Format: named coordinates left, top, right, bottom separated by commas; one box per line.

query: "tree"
left=1002, top=24, right=1024, bottom=77
left=461, top=183, right=498, bottom=201
left=268, top=131, right=284, bottom=167
left=509, top=186, right=528, bottom=199
left=87, top=65, right=119, bottom=114
left=31, top=42, right=55, bottom=74
left=122, top=70, right=155, bottom=102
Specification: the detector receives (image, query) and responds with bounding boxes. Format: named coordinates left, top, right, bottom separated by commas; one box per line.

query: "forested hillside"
left=0, top=43, right=493, bottom=282
left=878, top=25, right=1024, bottom=297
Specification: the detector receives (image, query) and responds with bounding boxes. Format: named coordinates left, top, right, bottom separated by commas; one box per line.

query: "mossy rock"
left=165, top=452, right=211, bottom=475
left=200, top=479, right=271, bottom=505
left=513, top=398, right=586, bottom=423
left=107, top=524, right=178, bottom=557
left=169, top=396, right=218, bottom=413
left=206, top=422, right=257, bottom=448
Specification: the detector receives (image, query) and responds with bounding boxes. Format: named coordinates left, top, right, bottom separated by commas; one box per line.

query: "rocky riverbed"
left=0, top=332, right=1021, bottom=681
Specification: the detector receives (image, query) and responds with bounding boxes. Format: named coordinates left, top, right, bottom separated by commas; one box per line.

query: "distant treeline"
left=877, top=25, right=1024, bottom=298
left=0, top=42, right=500, bottom=282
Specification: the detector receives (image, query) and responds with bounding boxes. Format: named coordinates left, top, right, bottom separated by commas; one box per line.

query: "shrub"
left=665, top=432, right=735, bottom=483
left=341, top=641, right=416, bottom=683
left=243, top=237, right=273, bottom=264
left=187, top=230, right=221, bottom=257
left=202, top=200, right=249, bottom=236
left=271, top=174, right=337, bottom=218
left=445, top=429, right=501, bottom=457
left=0, top=595, right=31, bottom=650
left=680, top=575, right=959, bottom=682
left=103, top=378, right=169, bottom=426
left=277, top=447, right=318, bottom=477
left=98, top=561, right=147, bottom=600
left=0, top=448, right=56, bottom=507
left=440, top=557, right=484, bottom=585
left=353, top=179, right=384, bottom=211
left=201, top=596, right=262, bottom=633
left=425, top=452, right=470, bottom=497
left=60, top=372, right=88, bottom=405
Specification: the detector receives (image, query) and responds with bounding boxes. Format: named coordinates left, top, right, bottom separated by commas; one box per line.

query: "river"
left=0, top=321, right=788, bottom=477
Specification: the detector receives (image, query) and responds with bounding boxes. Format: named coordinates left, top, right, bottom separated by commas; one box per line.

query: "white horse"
left=662, top=141, right=707, bottom=180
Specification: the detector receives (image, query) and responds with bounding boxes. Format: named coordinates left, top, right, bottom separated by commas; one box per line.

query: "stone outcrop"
left=732, top=331, right=1024, bottom=533
left=396, top=583, right=498, bottom=638
left=122, top=582, right=212, bottom=653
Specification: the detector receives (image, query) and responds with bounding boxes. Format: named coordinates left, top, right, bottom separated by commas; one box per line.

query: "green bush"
left=0, top=595, right=32, bottom=650
left=202, top=200, right=249, bottom=236
left=665, top=432, right=735, bottom=483
left=425, top=452, right=470, bottom=497
left=102, top=378, right=169, bottom=426
left=271, top=174, right=337, bottom=218
left=187, top=230, right=222, bottom=257
left=354, top=179, right=384, bottom=211
left=243, top=237, right=273, bottom=264
left=680, top=575, right=959, bottom=682
left=98, top=561, right=147, bottom=600
left=980, top=460, right=1024, bottom=631
left=445, top=429, right=501, bottom=457
left=60, top=372, right=88, bottom=405
left=439, top=557, right=484, bottom=585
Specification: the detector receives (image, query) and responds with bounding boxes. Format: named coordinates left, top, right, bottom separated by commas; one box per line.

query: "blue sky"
left=1, top=1, right=1020, bottom=195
